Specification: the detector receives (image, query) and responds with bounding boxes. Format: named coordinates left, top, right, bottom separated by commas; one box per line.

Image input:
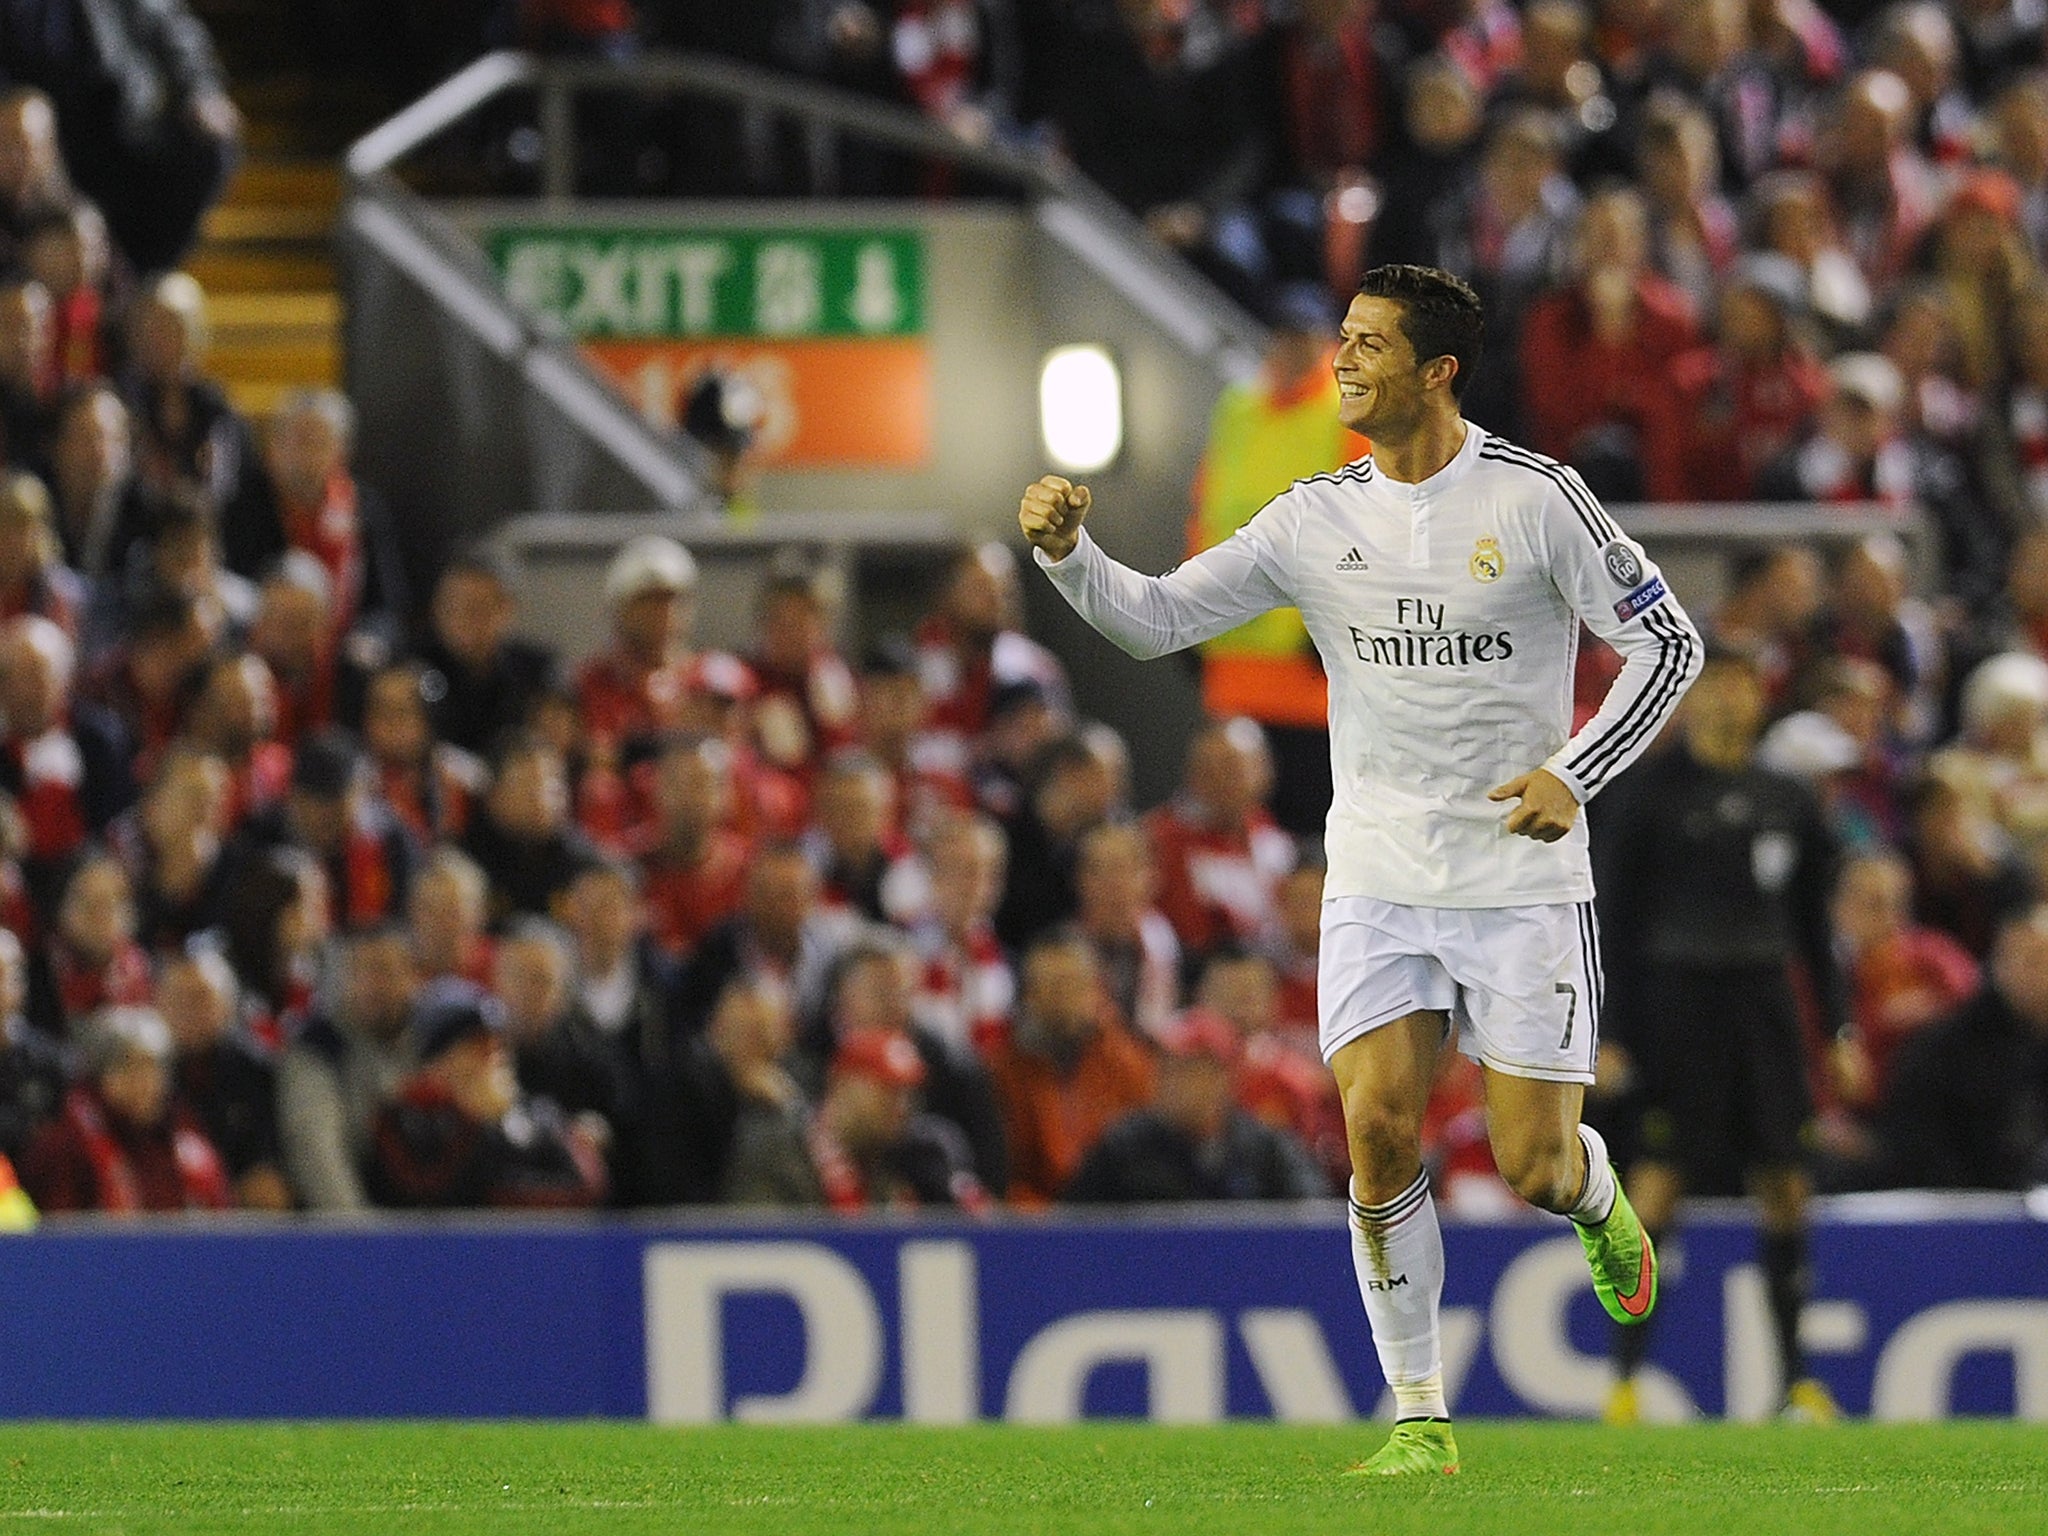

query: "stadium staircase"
left=184, top=0, right=386, bottom=418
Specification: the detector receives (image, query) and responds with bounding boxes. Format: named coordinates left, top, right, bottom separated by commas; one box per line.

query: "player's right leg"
left=1329, top=1011, right=1456, bottom=1477
left=1319, top=900, right=1460, bottom=1476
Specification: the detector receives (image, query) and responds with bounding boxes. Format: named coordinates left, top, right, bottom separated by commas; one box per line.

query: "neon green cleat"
left=1344, top=1419, right=1460, bottom=1478
left=1578, top=1180, right=1658, bottom=1326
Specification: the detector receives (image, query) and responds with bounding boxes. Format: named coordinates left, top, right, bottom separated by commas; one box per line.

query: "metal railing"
left=345, top=49, right=1267, bottom=363
left=342, top=48, right=1269, bottom=598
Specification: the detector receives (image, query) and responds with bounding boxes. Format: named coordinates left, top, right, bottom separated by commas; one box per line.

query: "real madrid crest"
left=1469, top=535, right=1505, bottom=583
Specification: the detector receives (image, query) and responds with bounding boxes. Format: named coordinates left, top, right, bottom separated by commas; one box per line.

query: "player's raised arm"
left=1530, top=465, right=1704, bottom=808
left=1017, top=474, right=1297, bottom=661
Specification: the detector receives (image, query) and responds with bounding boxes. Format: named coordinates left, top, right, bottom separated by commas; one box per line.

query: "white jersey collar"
left=1366, top=419, right=1486, bottom=494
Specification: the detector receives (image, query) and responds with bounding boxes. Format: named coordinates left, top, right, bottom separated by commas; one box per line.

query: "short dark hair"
left=1357, top=265, right=1485, bottom=398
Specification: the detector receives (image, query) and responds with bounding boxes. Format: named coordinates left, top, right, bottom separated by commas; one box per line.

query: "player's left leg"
left=1484, top=1069, right=1657, bottom=1325
left=1450, top=903, right=1654, bottom=1325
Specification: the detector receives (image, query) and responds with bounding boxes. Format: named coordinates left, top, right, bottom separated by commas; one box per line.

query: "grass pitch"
left=1, top=1421, right=2041, bottom=1536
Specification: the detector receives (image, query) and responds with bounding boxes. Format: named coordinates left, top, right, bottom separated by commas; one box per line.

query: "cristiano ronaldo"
left=1019, top=264, right=1703, bottom=1474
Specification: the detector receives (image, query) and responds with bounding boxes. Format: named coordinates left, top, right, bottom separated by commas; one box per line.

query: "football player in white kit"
left=1019, top=265, right=1702, bottom=1475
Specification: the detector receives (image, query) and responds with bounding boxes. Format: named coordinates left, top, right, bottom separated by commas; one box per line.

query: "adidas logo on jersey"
left=1336, top=548, right=1370, bottom=571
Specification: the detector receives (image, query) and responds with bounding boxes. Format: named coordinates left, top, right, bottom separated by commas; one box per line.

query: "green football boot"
left=1344, top=1419, right=1460, bottom=1478
left=1578, top=1180, right=1658, bottom=1326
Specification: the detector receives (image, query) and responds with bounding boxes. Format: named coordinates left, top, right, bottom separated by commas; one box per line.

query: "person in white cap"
left=573, top=534, right=700, bottom=755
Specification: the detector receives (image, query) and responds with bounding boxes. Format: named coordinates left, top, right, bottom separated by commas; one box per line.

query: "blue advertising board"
left=0, top=1200, right=2042, bottom=1421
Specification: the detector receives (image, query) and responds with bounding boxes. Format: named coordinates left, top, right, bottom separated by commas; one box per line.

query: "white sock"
left=1349, top=1171, right=1448, bottom=1421
left=1568, top=1123, right=1618, bottom=1226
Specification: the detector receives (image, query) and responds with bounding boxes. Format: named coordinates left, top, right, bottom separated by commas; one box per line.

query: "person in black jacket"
left=0, top=0, right=241, bottom=272
left=1861, top=902, right=2048, bottom=1191
left=408, top=546, right=561, bottom=759
left=157, top=944, right=287, bottom=1209
left=1063, top=1009, right=1323, bottom=1204
left=551, top=854, right=695, bottom=1206
left=1592, top=647, right=1846, bottom=1423
left=671, top=840, right=840, bottom=1036
left=458, top=729, right=595, bottom=921
left=228, top=727, right=417, bottom=935
left=992, top=732, right=1114, bottom=952
left=496, top=917, right=626, bottom=1149
left=367, top=982, right=607, bottom=1210
left=1045, top=0, right=1280, bottom=306
left=119, top=272, right=261, bottom=524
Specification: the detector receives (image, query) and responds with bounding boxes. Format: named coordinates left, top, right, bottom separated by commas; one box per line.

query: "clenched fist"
left=1019, top=475, right=1091, bottom=564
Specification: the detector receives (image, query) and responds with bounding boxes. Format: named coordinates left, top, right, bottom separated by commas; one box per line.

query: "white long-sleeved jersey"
left=1036, top=422, right=1702, bottom=908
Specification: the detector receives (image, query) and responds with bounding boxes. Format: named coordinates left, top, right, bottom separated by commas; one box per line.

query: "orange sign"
left=584, top=338, right=932, bottom=469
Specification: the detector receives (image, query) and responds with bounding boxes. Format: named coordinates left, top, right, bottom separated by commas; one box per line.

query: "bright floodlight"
left=1039, top=345, right=1122, bottom=473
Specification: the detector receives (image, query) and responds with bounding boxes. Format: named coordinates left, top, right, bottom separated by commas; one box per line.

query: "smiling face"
left=1334, top=294, right=1449, bottom=439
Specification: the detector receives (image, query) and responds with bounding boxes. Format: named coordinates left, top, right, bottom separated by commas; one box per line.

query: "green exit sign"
left=485, top=226, right=925, bottom=340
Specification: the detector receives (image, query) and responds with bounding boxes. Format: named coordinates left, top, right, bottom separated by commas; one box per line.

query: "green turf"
left=1, top=1421, right=2043, bottom=1536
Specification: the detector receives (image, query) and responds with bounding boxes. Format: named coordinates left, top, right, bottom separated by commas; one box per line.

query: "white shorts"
left=1317, top=896, right=1602, bottom=1083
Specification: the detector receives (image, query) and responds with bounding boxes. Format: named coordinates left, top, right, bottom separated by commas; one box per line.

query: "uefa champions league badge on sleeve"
left=1469, top=536, right=1505, bottom=583
left=1602, top=541, right=1643, bottom=587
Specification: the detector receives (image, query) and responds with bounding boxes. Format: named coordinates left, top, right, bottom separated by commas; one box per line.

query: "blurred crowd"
left=317, top=1, right=2048, bottom=590
left=0, top=502, right=1354, bottom=1215
left=2, top=0, right=2048, bottom=1221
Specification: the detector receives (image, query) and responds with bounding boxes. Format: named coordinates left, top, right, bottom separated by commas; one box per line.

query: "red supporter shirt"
left=1237, top=1029, right=1344, bottom=1190
left=894, top=0, right=982, bottom=119
left=913, top=619, right=1069, bottom=739
left=0, top=573, right=79, bottom=636
left=1518, top=276, right=1701, bottom=465
left=888, top=740, right=975, bottom=845
left=50, top=288, right=102, bottom=388
left=751, top=652, right=860, bottom=779
left=640, top=829, right=753, bottom=957
left=1848, top=927, right=1980, bottom=1106
left=1658, top=345, right=1829, bottom=502
left=266, top=657, right=337, bottom=749
left=1421, top=1054, right=1504, bottom=1201
left=3, top=727, right=90, bottom=863
left=280, top=472, right=364, bottom=636
left=378, top=751, right=480, bottom=845
left=52, top=940, right=153, bottom=1029
left=1145, top=800, right=1299, bottom=956
left=1266, top=940, right=1318, bottom=1037
left=1282, top=11, right=1381, bottom=178
left=574, top=646, right=695, bottom=750
left=221, top=744, right=293, bottom=834
left=21, top=1086, right=231, bottom=1213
